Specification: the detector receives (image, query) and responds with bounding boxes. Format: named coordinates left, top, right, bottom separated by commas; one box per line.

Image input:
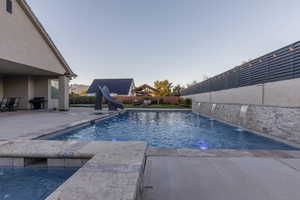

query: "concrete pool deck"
left=144, top=149, right=300, bottom=200
left=0, top=107, right=118, bottom=140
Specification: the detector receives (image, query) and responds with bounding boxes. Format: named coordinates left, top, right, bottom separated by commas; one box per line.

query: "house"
left=0, top=0, right=76, bottom=110
left=69, top=84, right=89, bottom=96
left=134, top=84, right=158, bottom=96
left=87, top=79, right=135, bottom=96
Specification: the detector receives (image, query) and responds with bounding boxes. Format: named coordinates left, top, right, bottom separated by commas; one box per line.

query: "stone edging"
left=147, top=148, right=300, bottom=159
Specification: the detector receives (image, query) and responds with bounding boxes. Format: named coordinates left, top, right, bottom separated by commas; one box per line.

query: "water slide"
left=95, top=86, right=124, bottom=111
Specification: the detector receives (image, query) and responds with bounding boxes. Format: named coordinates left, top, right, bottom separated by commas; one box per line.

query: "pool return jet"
left=95, top=86, right=124, bottom=111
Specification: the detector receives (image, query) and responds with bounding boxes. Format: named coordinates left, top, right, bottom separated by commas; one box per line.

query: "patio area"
left=0, top=107, right=110, bottom=140
left=144, top=149, right=300, bottom=200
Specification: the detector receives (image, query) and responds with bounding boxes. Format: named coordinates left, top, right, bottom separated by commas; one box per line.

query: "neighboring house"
left=69, top=84, right=89, bottom=96
left=0, top=0, right=76, bottom=110
left=134, top=84, right=158, bottom=96
left=87, top=79, right=135, bottom=96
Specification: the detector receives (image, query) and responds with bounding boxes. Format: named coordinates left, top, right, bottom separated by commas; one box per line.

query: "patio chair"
left=7, top=97, right=15, bottom=111
left=0, top=97, right=8, bottom=112
left=9, top=97, right=20, bottom=111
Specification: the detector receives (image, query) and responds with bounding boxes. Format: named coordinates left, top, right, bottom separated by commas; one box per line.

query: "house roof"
left=18, top=0, right=76, bottom=77
left=88, top=79, right=134, bottom=95
left=134, top=84, right=158, bottom=92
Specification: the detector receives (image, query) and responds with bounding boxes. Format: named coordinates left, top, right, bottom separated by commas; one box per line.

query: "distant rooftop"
left=87, top=78, right=134, bottom=95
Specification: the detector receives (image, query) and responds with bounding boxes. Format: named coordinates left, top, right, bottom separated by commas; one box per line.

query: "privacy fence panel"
left=182, top=41, right=300, bottom=96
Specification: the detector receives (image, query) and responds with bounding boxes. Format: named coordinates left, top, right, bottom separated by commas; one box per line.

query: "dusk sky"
left=27, top=0, right=300, bottom=86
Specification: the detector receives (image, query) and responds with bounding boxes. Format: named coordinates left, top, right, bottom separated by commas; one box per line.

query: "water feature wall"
left=192, top=102, right=300, bottom=145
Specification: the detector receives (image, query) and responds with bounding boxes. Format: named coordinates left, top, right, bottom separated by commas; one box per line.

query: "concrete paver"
left=0, top=108, right=107, bottom=140
left=143, top=156, right=300, bottom=200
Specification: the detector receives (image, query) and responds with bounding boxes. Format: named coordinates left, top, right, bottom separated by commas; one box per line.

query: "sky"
left=27, top=0, right=300, bottom=87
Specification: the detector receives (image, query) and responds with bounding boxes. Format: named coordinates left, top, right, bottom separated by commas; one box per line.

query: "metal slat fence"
left=182, top=41, right=300, bottom=96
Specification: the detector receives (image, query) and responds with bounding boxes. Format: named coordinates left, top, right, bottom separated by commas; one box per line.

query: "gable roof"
left=88, top=79, right=134, bottom=95
left=18, top=0, right=76, bottom=77
left=134, top=84, right=158, bottom=92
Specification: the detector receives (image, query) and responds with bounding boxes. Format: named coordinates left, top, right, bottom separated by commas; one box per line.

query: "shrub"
left=151, top=99, right=158, bottom=104
left=69, top=96, right=96, bottom=104
left=144, top=96, right=151, bottom=100
left=178, top=98, right=192, bottom=107
left=183, top=98, right=192, bottom=107
left=179, top=98, right=185, bottom=105
left=159, top=98, right=165, bottom=104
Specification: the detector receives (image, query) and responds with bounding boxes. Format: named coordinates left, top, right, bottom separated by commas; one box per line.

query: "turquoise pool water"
left=0, top=167, right=77, bottom=200
left=51, top=111, right=297, bottom=150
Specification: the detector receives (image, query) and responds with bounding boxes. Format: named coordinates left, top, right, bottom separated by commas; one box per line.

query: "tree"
left=172, top=84, right=184, bottom=96
left=79, top=90, right=88, bottom=96
left=154, top=80, right=173, bottom=96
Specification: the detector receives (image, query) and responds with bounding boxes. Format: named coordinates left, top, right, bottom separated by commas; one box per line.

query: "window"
left=6, top=0, right=12, bottom=14
left=50, top=80, right=59, bottom=99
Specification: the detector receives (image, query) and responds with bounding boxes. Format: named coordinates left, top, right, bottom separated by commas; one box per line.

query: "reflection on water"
left=0, top=167, right=77, bottom=200
left=52, top=111, right=298, bottom=150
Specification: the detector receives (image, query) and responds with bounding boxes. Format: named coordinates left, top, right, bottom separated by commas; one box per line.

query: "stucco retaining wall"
left=185, top=78, right=300, bottom=108
left=193, top=102, right=300, bottom=145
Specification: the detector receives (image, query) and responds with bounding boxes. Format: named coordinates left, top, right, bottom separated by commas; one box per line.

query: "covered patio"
left=0, top=58, right=70, bottom=111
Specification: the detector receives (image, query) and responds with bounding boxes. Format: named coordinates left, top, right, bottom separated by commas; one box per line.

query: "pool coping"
left=126, top=108, right=192, bottom=112
left=146, top=148, right=300, bottom=159
left=0, top=140, right=147, bottom=200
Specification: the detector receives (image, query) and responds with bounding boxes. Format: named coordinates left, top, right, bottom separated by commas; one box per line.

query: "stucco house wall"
left=0, top=0, right=75, bottom=111
left=0, top=76, right=3, bottom=99
left=34, top=77, right=58, bottom=109
left=3, top=76, right=30, bottom=109
left=0, top=0, right=65, bottom=74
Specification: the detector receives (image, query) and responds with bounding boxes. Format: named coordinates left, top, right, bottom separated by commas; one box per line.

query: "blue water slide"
left=95, top=86, right=124, bottom=111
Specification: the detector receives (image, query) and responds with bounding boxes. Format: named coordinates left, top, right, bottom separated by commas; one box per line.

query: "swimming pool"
left=0, top=167, right=77, bottom=200
left=51, top=111, right=297, bottom=150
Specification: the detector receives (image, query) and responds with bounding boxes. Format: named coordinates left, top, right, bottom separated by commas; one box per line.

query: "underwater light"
left=195, top=140, right=209, bottom=150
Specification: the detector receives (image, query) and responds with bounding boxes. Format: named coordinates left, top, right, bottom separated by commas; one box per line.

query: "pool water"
left=0, top=167, right=77, bottom=200
left=52, top=111, right=297, bottom=150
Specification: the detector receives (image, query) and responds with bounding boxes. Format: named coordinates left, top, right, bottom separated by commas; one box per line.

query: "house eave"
left=17, top=0, right=77, bottom=78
